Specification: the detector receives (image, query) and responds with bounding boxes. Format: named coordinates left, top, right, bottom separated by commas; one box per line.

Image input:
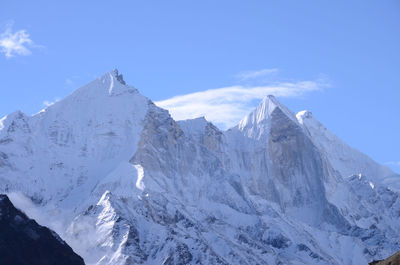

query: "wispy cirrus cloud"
left=236, top=68, right=279, bottom=81
left=156, top=74, right=327, bottom=129
left=0, top=24, right=36, bottom=58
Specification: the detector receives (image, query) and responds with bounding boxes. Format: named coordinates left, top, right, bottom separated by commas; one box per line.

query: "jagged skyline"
left=1, top=70, right=399, bottom=264
left=1, top=1, right=399, bottom=173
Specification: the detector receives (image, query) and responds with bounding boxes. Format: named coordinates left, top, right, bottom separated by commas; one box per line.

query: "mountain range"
left=0, top=69, right=399, bottom=265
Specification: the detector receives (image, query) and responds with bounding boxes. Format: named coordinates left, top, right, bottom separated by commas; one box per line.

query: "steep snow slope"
left=297, top=110, right=394, bottom=183
left=0, top=70, right=399, bottom=265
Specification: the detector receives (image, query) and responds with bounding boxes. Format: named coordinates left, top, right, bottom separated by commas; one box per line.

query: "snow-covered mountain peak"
left=239, top=95, right=275, bottom=127
left=110, top=68, right=127, bottom=85
left=34, top=70, right=148, bottom=124
left=0, top=110, right=27, bottom=124
left=0, top=110, right=31, bottom=135
left=32, top=70, right=141, bottom=121
left=53, top=69, right=137, bottom=103
left=0, top=71, right=153, bottom=206
left=2, top=110, right=27, bottom=120
left=236, top=95, right=298, bottom=139
left=240, top=95, right=297, bottom=127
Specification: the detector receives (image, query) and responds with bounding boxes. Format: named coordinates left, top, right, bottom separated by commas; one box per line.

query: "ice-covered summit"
left=70, top=68, right=136, bottom=98
left=236, top=95, right=298, bottom=140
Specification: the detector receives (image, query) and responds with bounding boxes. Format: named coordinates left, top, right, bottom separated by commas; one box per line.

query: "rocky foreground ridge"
left=0, top=194, right=84, bottom=265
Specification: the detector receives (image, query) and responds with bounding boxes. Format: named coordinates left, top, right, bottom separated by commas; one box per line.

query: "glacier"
left=0, top=69, right=399, bottom=265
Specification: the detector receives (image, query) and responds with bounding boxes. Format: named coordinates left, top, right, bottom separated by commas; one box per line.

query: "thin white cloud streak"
left=236, top=68, right=279, bottom=80
left=156, top=80, right=326, bottom=129
left=0, top=25, right=34, bottom=58
left=43, top=101, right=54, bottom=107
left=43, top=98, right=60, bottom=107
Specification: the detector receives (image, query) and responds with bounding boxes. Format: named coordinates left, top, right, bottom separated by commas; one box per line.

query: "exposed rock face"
left=0, top=194, right=85, bottom=265
left=369, top=250, right=400, bottom=265
left=0, top=71, right=399, bottom=265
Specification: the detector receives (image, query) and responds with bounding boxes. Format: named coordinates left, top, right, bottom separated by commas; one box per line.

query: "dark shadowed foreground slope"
left=0, top=194, right=85, bottom=265
left=369, top=251, right=400, bottom=265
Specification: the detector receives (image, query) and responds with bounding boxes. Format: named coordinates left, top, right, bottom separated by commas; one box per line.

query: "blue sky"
left=1, top=0, right=399, bottom=172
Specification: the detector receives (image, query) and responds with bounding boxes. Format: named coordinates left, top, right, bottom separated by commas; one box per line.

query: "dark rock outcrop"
left=368, top=251, right=400, bottom=265
left=369, top=251, right=400, bottom=265
left=0, top=194, right=85, bottom=265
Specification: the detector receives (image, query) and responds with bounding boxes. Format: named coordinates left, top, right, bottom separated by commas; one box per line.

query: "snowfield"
left=1, top=70, right=399, bottom=265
